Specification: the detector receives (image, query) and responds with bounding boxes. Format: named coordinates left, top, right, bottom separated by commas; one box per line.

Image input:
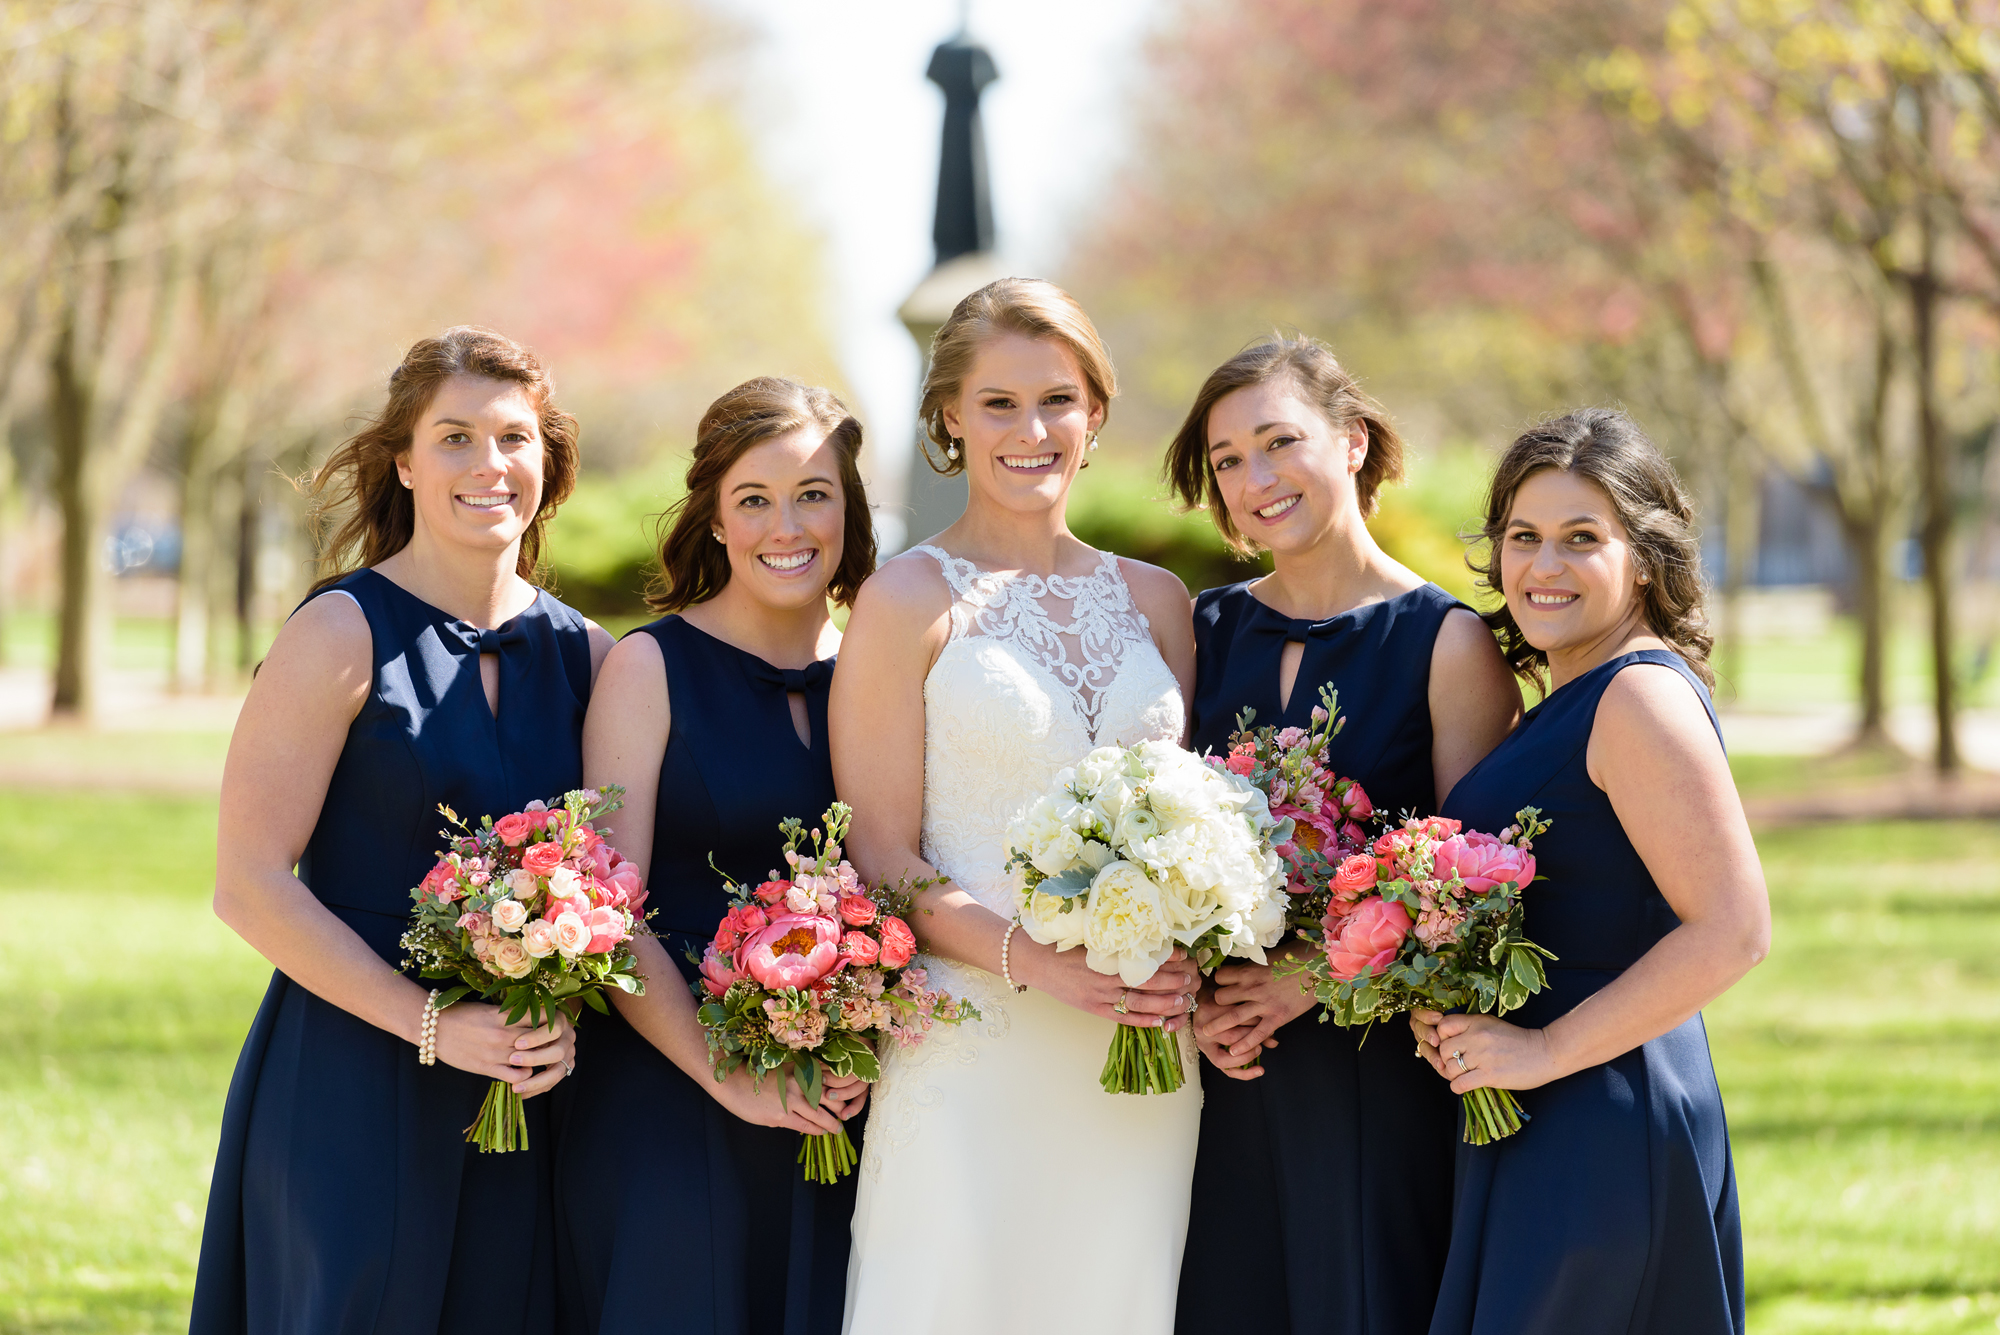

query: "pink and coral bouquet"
left=400, top=786, right=646, bottom=1152
left=1281, top=807, right=1556, bottom=1145
left=693, top=802, right=979, bottom=1183
left=1209, top=683, right=1377, bottom=934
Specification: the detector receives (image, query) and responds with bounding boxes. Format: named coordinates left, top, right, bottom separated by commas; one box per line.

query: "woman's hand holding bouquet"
left=1006, top=738, right=1290, bottom=1095
left=401, top=786, right=647, bottom=1151
left=1279, top=808, right=1556, bottom=1143
left=693, top=803, right=979, bottom=1184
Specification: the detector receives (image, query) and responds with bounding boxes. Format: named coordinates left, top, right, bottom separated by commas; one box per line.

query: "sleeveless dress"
left=843, top=545, right=1199, bottom=1335
left=1178, top=582, right=1467, bottom=1335
left=1429, top=649, right=1745, bottom=1335
left=191, top=567, right=595, bottom=1335
left=553, top=615, right=856, bottom=1335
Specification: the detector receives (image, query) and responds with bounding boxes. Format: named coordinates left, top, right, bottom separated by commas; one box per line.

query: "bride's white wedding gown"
left=843, top=544, right=1201, bottom=1335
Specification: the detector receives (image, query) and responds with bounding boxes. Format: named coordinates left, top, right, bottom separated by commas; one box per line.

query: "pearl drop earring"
left=1087, top=433, right=1099, bottom=452
left=946, top=439, right=960, bottom=462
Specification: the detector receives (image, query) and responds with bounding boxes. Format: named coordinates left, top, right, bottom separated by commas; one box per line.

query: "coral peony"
left=740, top=913, right=842, bottom=990
left=1322, top=896, right=1412, bottom=981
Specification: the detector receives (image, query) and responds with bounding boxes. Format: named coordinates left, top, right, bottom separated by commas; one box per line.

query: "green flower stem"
left=798, top=1127, right=858, bottom=1184
left=465, top=1080, right=529, bottom=1153
left=1100, top=1024, right=1185, bottom=1096
left=1460, top=1087, right=1529, bottom=1145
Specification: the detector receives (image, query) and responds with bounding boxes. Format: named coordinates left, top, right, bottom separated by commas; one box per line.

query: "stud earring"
left=946, top=438, right=960, bottom=462
left=1637, top=572, right=1650, bottom=585
left=712, top=530, right=725, bottom=544
left=401, top=477, right=412, bottom=489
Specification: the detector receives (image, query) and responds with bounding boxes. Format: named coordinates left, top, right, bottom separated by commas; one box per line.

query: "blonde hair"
left=917, top=278, right=1117, bottom=476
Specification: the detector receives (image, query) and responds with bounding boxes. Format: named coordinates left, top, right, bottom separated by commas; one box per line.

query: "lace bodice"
left=910, top=543, right=1185, bottom=918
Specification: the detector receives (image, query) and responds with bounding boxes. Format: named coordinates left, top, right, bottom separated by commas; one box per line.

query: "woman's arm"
left=580, top=631, right=850, bottom=1134
left=214, top=593, right=572, bottom=1094
left=1429, top=608, right=1522, bottom=808
left=1119, top=558, right=1196, bottom=714
left=829, top=559, right=1198, bottom=1030
left=1416, top=663, right=1770, bottom=1091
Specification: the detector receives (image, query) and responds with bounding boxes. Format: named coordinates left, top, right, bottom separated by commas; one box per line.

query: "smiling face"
left=941, top=332, right=1105, bottom=516
left=1205, top=376, right=1370, bottom=555
left=1499, top=467, right=1651, bottom=661
left=712, top=425, right=846, bottom=613
left=396, top=374, right=547, bottom=557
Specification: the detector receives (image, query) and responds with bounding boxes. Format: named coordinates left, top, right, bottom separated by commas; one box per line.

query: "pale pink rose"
left=521, top=841, right=565, bottom=877
left=548, top=867, right=581, bottom=899
left=522, top=917, right=560, bottom=958
left=838, top=893, right=877, bottom=927
left=584, top=907, right=626, bottom=954
left=456, top=910, right=492, bottom=937
left=1432, top=833, right=1535, bottom=896
left=552, top=910, right=591, bottom=958
left=490, top=938, right=535, bottom=979
left=524, top=799, right=549, bottom=813
left=493, top=812, right=534, bottom=847
left=1322, top=896, right=1412, bottom=981
left=878, top=916, right=917, bottom=969
left=507, top=869, right=537, bottom=900
left=490, top=898, right=529, bottom=933
left=739, top=913, right=842, bottom=990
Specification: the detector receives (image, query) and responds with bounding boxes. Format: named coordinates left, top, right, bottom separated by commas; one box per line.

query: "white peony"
left=1081, top=861, right=1175, bottom=986
left=1019, top=888, right=1090, bottom=952
left=1031, top=824, right=1085, bottom=877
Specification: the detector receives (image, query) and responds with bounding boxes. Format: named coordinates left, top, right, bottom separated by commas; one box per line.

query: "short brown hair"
left=308, top=326, right=578, bottom=591
left=1164, top=335, right=1406, bottom=554
left=1470, top=408, right=1715, bottom=690
left=917, top=278, right=1117, bottom=476
left=648, top=376, right=876, bottom=613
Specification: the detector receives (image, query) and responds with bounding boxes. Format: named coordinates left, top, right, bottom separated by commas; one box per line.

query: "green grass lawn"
left=0, top=792, right=1994, bottom=1332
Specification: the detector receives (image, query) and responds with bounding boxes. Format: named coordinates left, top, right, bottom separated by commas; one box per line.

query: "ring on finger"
left=1186, top=993, right=1199, bottom=1015
left=560, top=1056, right=575, bottom=1076
left=1113, top=990, right=1130, bottom=1016
left=1451, top=1049, right=1467, bottom=1073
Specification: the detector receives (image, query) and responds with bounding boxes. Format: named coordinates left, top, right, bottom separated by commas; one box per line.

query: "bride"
left=830, top=278, right=1203, bottom=1333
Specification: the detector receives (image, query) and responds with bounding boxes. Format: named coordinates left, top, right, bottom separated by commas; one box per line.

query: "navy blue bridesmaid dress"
left=1429, top=649, right=1744, bottom=1335
left=1178, top=581, right=1468, bottom=1335
left=192, top=567, right=596, bottom=1335
left=553, top=615, right=857, bottom=1335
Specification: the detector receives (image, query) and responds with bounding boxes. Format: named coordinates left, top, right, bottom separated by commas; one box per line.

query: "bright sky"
left=710, top=0, right=1162, bottom=549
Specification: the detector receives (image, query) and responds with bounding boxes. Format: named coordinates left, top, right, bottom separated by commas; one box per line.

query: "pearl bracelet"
left=1000, top=919, right=1028, bottom=994
left=418, top=989, right=440, bottom=1066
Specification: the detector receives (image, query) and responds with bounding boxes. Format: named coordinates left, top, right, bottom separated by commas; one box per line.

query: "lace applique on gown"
left=843, top=546, right=1200, bottom=1335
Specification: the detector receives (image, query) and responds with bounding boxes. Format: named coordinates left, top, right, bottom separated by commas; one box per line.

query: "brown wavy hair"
left=1470, top=408, right=1714, bottom=691
left=307, top=326, right=578, bottom=592
left=1164, top=335, right=1406, bottom=554
left=917, top=278, right=1117, bottom=476
left=648, top=376, right=875, bottom=613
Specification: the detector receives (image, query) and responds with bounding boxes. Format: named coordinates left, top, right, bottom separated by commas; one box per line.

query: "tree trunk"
left=1910, top=211, right=1959, bottom=774
left=49, top=317, right=100, bottom=719
left=1720, top=448, right=1759, bottom=701
left=235, top=456, right=261, bottom=674
left=172, top=440, right=214, bottom=693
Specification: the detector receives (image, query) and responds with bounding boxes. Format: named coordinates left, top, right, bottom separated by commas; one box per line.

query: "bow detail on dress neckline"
left=746, top=658, right=833, bottom=693
left=443, top=618, right=531, bottom=656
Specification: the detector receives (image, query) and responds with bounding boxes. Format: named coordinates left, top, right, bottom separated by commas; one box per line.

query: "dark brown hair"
left=1164, top=335, right=1406, bottom=553
left=307, top=326, right=578, bottom=591
left=917, top=278, right=1118, bottom=475
left=1470, top=407, right=1715, bottom=690
left=648, top=376, right=875, bottom=613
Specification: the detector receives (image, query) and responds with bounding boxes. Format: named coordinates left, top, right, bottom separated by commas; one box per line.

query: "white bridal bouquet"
left=1005, top=739, right=1289, bottom=1094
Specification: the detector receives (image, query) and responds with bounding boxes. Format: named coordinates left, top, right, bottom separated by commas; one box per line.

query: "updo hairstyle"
left=916, top=278, right=1118, bottom=476
left=1164, top=335, right=1406, bottom=554
left=649, top=376, right=876, bottom=613
left=1471, top=407, right=1714, bottom=689
left=308, top=326, right=578, bottom=591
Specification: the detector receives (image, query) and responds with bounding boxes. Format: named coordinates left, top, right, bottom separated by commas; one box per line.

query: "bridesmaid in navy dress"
left=555, top=378, right=875, bottom=1334
left=193, top=327, right=613, bottom=1335
left=1411, top=409, right=1765, bottom=1335
left=1166, top=338, right=1520, bottom=1335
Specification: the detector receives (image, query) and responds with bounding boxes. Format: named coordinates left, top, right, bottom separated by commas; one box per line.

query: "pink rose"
left=739, top=912, right=842, bottom=990
left=575, top=825, right=603, bottom=854
left=878, top=916, right=916, bottom=969
left=1322, top=896, right=1412, bottom=981
left=418, top=861, right=458, bottom=902
left=839, top=931, right=881, bottom=968
left=606, top=865, right=645, bottom=915
left=727, top=904, right=769, bottom=938
left=1337, top=781, right=1374, bottom=822
left=551, top=910, right=591, bottom=958
left=753, top=879, right=790, bottom=907
left=521, top=841, right=565, bottom=877
left=838, top=894, right=878, bottom=927
left=1432, top=833, right=1535, bottom=896
left=456, top=910, right=492, bottom=937
left=698, top=943, right=743, bottom=998
left=546, top=890, right=591, bottom=923
left=493, top=812, right=534, bottom=847
left=1225, top=753, right=1255, bottom=777
left=1411, top=815, right=1461, bottom=841
left=490, top=898, right=529, bottom=933
left=584, top=906, right=626, bottom=954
